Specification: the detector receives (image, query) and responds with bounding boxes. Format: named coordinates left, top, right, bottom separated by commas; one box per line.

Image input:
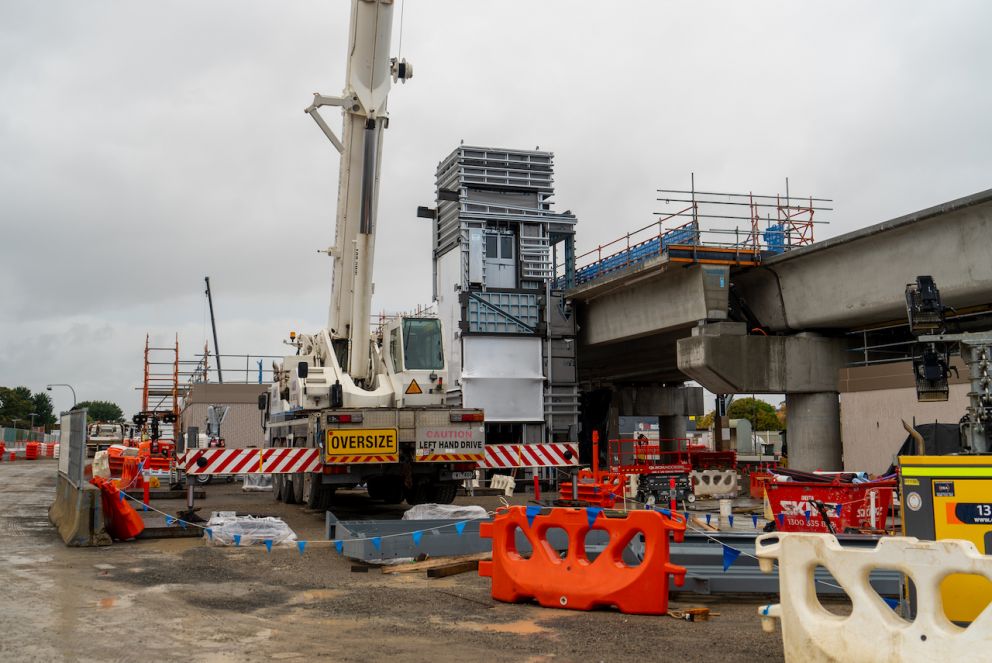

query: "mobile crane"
left=260, top=0, right=485, bottom=507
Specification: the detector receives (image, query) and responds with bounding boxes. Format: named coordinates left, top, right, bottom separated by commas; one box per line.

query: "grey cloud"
left=2, top=0, right=990, bottom=413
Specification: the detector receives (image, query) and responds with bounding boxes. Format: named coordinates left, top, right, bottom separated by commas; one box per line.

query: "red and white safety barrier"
left=179, top=448, right=321, bottom=475
left=478, top=443, right=579, bottom=469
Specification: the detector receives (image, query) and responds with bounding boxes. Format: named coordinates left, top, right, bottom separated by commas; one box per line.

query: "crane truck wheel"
left=404, top=481, right=430, bottom=506
left=303, top=472, right=322, bottom=509
left=381, top=478, right=404, bottom=505
left=318, top=485, right=336, bottom=509
left=272, top=474, right=284, bottom=502
left=291, top=472, right=305, bottom=504
left=429, top=483, right=457, bottom=505
left=282, top=474, right=298, bottom=504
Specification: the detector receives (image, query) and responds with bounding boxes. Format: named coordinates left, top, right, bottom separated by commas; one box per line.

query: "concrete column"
left=659, top=415, right=687, bottom=451
left=786, top=392, right=842, bottom=471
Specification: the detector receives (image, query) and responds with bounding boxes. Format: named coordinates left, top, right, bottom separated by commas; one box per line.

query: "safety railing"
left=557, top=180, right=830, bottom=289
left=608, top=438, right=736, bottom=474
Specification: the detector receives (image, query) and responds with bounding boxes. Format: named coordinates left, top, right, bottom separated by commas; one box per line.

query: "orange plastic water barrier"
left=558, top=469, right=627, bottom=507
left=24, top=441, right=40, bottom=460
left=120, top=457, right=142, bottom=491
left=90, top=476, right=145, bottom=541
left=479, top=506, right=687, bottom=615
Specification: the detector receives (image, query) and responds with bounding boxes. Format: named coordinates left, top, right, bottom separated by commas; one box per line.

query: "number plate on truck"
left=325, top=429, right=398, bottom=457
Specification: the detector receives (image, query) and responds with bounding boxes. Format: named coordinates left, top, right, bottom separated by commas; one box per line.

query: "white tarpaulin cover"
left=401, top=504, right=489, bottom=520
left=461, top=336, right=543, bottom=422
left=205, top=512, right=297, bottom=546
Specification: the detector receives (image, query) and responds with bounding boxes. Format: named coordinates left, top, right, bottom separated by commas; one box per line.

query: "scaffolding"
left=564, top=176, right=831, bottom=286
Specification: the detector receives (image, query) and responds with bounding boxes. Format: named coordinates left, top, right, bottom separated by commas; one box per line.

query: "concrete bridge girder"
left=733, top=189, right=992, bottom=332
left=573, top=263, right=729, bottom=347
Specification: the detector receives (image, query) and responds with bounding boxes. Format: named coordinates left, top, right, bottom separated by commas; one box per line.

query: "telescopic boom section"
left=306, top=0, right=407, bottom=383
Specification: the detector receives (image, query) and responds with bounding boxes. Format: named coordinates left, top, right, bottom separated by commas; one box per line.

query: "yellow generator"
left=899, top=455, right=992, bottom=623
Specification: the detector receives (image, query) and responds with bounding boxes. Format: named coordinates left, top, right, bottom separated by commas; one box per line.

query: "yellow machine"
left=899, top=455, right=992, bottom=623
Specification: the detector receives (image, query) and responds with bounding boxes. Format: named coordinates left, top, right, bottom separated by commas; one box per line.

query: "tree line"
left=0, top=386, right=124, bottom=431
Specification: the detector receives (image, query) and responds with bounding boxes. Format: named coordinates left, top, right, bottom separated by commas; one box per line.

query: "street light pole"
left=46, top=383, right=77, bottom=407
left=29, top=413, right=37, bottom=430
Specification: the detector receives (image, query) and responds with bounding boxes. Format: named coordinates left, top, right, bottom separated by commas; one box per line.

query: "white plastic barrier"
left=755, top=533, right=992, bottom=662
left=690, top=469, right=738, bottom=499
left=490, top=474, right=516, bottom=497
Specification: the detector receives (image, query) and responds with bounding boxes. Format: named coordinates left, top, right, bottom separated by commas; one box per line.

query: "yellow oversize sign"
left=325, top=429, right=398, bottom=456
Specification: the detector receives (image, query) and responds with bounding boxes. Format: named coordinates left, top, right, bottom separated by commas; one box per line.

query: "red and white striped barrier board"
left=478, top=443, right=579, bottom=469
left=179, top=448, right=322, bottom=475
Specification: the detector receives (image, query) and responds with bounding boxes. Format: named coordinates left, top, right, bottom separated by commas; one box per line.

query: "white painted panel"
left=468, top=228, right=484, bottom=284
left=434, top=249, right=462, bottom=382
left=461, top=336, right=543, bottom=422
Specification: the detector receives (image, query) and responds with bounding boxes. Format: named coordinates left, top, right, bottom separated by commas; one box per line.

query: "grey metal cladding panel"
left=550, top=337, right=575, bottom=359
left=547, top=295, right=577, bottom=336
left=466, top=291, right=541, bottom=333
left=434, top=201, right=462, bottom=254
left=464, top=189, right=539, bottom=207
left=550, top=357, right=577, bottom=383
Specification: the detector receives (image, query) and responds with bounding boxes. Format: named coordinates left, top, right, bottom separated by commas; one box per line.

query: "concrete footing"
left=49, top=473, right=112, bottom=546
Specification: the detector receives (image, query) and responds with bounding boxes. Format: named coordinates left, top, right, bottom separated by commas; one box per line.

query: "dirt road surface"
left=0, top=461, right=784, bottom=662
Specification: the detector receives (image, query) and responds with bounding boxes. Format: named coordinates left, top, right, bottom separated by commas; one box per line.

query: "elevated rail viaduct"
left=568, top=188, right=992, bottom=470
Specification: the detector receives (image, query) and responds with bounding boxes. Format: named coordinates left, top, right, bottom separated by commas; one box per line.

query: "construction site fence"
left=58, top=410, right=87, bottom=487
left=1, top=427, right=59, bottom=447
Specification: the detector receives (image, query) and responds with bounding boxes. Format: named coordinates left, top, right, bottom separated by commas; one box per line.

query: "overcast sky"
left=2, top=0, right=990, bottom=417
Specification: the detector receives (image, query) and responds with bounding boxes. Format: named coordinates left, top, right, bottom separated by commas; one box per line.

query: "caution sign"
left=415, top=425, right=484, bottom=458
left=405, top=379, right=423, bottom=395
left=325, top=429, right=398, bottom=457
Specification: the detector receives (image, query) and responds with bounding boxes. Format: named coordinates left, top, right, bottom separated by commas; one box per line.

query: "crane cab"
left=381, top=316, right=447, bottom=407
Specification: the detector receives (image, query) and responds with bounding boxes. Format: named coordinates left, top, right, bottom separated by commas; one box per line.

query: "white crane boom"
left=305, top=0, right=410, bottom=382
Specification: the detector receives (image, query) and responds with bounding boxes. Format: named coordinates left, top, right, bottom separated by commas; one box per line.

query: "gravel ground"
left=0, top=461, right=785, bottom=662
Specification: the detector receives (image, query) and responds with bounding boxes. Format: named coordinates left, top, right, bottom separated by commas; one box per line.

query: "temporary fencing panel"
left=479, top=506, right=687, bottom=615
left=756, top=533, right=992, bottom=662
left=179, top=448, right=321, bottom=474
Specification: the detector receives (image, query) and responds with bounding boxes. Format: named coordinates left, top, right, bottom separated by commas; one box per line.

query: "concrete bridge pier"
left=785, top=392, right=842, bottom=471
left=677, top=322, right=846, bottom=471
left=603, top=384, right=704, bottom=450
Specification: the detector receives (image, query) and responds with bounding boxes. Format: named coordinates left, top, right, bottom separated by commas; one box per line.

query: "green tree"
left=695, top=410, right=716, bottom=430
left=0, top=386, right=58, bottom=431
left=31, top=392, right=56, bottom=428
left=728, top=397, right=783, bottom=432
left=73, top=400, right=125, bottom=423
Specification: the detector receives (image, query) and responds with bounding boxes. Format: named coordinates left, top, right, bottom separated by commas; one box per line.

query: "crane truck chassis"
left=263, top=402, right=484, bottom=507
left=259, top=0, right=485, bottom=508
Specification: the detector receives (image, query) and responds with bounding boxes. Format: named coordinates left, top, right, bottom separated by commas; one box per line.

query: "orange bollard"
left=480, top=506, right=686, bottom=615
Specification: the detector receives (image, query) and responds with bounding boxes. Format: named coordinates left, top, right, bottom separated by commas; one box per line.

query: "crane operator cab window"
left=401, top=318, right=444, bottom=370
